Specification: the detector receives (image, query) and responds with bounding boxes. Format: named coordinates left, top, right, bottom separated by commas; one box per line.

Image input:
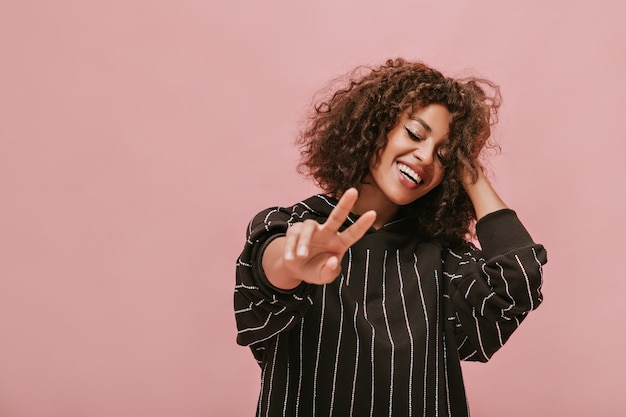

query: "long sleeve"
left=444, top=209, right=547, bottom=362
left=234, top=206, right=317, bottom=363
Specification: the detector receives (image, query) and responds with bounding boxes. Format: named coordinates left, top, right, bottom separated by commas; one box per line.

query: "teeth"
left=398, top=163, right=422, bottom=184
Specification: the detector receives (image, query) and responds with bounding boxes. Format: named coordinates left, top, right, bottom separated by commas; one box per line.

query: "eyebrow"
left=409, top=117, right=432, bottom=133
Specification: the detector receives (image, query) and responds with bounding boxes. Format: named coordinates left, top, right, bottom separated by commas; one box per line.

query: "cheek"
left=432, top=166, right=445, bottom=186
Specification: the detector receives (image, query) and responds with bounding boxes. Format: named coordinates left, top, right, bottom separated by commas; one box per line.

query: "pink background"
left=1, top=1, right=624, bottom=416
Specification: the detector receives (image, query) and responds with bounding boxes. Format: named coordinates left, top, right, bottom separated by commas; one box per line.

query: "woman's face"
left=365, top=103, right=451, bottom=208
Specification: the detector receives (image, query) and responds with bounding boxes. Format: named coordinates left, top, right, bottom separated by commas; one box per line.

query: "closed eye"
left=404, top=126, right=423, bottom=142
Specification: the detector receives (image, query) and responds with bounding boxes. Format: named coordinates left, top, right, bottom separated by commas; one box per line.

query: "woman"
left=235, top=58, right=547, bottom=416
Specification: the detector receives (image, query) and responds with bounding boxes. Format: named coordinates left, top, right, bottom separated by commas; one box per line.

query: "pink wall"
left=1, top=1, right=624, bottom=415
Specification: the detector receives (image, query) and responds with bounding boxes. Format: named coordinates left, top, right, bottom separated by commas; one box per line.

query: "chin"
left=392, top=195, right=423, bottom=207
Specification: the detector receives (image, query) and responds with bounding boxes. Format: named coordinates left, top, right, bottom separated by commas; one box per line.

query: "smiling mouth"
left=398, top=162, right=423, bottom=184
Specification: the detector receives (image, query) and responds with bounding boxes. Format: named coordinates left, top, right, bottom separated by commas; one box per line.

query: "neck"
left=351, top=185, right=399, bottom=229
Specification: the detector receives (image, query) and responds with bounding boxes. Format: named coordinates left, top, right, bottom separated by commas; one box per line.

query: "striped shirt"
left=235, top=195, right=546, bottom=417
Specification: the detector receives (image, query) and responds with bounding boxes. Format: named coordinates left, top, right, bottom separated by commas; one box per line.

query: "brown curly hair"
left=296, top=58, right=501, bottom=245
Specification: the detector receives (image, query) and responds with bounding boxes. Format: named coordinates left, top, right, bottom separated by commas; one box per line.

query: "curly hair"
left=296, top=58, right=501, bottom=245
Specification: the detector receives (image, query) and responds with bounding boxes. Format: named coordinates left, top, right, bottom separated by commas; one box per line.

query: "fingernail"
left=297, top=246, right=307, bottom=257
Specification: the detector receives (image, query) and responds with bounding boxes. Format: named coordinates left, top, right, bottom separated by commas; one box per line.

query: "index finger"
left=337, top=209, right=376, bottom=248
left=322, top=188, right=359, bottom=232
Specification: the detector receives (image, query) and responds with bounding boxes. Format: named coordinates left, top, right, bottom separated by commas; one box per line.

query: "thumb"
left=319, top=255, right=341, bottom=283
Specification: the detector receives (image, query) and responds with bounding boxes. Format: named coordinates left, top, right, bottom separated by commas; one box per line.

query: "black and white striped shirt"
left=235, top=195, right=546, bottom=417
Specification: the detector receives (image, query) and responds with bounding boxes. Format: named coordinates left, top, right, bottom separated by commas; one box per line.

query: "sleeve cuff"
left=476, top=209, right=535, bottom=258
left=253, top=233, right=311, bottom=295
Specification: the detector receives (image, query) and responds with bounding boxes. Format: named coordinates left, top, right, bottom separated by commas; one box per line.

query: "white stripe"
left=265, top=335, right=280, bottom=417
left=289, top=206, right=311, bottom=221
left=381, top=251, right=395, bottom=417
left=515, top=254, right=534, bottom=310
left=480, top=263, right=492, bottom=286
left=297, top=201, right=316, bottom=212
left=496, top=262, right=515, bottom=314
left=480, top=292, right=496, bottom=316
left=532, top=247, right=544, bottom=296
left=234, top=302, right=254, bottom=314
left=434, top=270, right=440, bottom=417
left=258, top=362, right=266, bottom=417
left=329, top=275, right=345, bottom=417
left=472, top=307, right=488, bottom=360
left=312, top=284, right=327, bottom=416
left=262, top=208, right=281, bottom=231
left=316, top=195, right=355, bottom=224
left=283, top=361, right=290, bottom=416
left=443, top=272, right=462, bottom=281
left=235, top=283, right=259, bottom=291
left=413, top=254, right=429, bottom=417
left=462, top=350, right=478, bottom=361
left=346, top=248, right=353, bottom=286
left=398, top=251, right=414, bottom=417
left=442, top=331, right=451, bottom=416
left=238, top=314, right=272, bottom=334
left=362, top=249, right=375, bottom=417
left=457, top=335, right=469, bottom=352
left=349, top=304, right=360, bottom=416
left=464, top=279, right=476, bottom=300
left=248, top=217, right=254, bottom=236
left=244, top=316, right=296, bottom=346
left=295, top=319, right=304, bottom=417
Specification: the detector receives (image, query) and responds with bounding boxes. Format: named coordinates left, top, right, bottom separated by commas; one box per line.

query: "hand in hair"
left=460, top=160, right=508, bottom=220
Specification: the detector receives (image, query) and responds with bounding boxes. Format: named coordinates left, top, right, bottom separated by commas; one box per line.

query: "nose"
left=413, top=141, right=436, bottom=165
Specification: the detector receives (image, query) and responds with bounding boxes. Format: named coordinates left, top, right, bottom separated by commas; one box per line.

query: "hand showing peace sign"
left=261, top=188, right=377, bottom=289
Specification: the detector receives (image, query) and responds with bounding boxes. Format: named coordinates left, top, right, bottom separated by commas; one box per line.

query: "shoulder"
left=247, top=194, right=332, bottom=231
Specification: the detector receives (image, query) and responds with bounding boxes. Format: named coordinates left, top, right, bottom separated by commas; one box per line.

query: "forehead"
left=405, top=104, right=451, bottom=134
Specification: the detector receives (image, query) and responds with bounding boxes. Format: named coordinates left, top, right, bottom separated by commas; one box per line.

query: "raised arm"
left=447, top=161, right=547, bottom=362
left=235, top=190, right=376, bottom=353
